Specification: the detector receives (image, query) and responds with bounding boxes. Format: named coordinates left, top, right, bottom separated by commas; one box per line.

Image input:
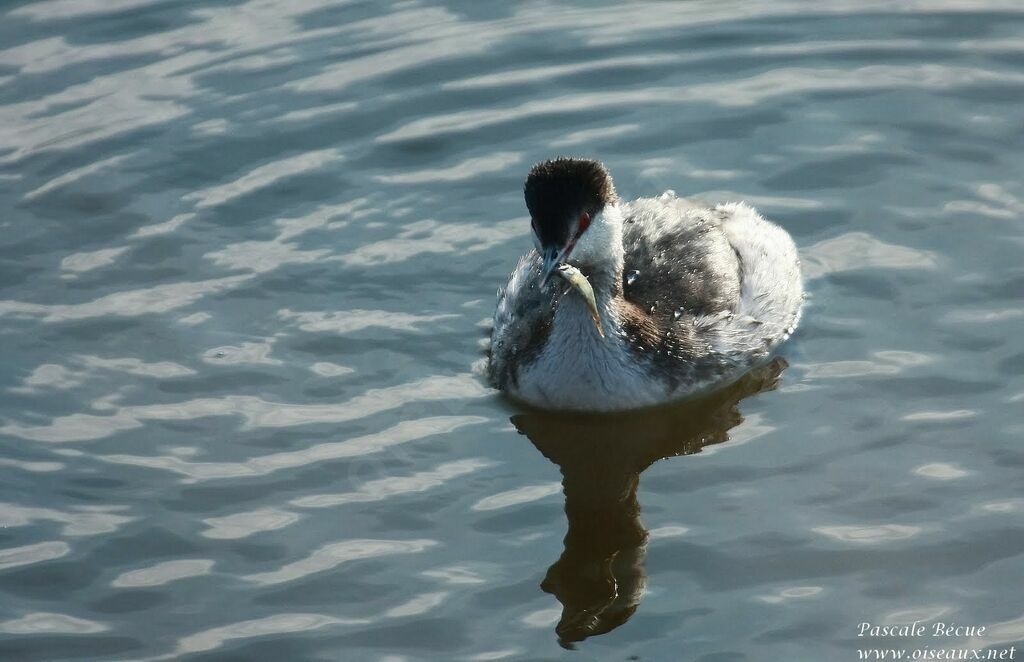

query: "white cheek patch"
left=569, top=204, right=624, bottom=269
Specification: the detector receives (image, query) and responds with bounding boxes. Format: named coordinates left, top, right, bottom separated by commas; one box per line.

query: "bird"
left=488, top=157, right=803, bottom=412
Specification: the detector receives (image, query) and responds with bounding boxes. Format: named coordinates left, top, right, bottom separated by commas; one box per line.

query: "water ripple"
left=384, top=591, right=450, bottom=618
left=802, top=232, right=939, bottom=279
left=201, top=508, right=303, bottom=540
left=471, top=483, right=562, bottom=512
left=278, top=308, right=459, bottom=334
left=813, top=524, right=925, bottom=545
left=0, top=504, right=133, bottom=537
left=0, top=275, right=254, bottom=323
left=378, top=65, right=1024, bottom=143
left=2, top=375, right=488, bottom=442
left=184, top=149, right=343, bottom=210
left=0, top=541, right=70, bottom=571
left=111, top=559, right=215, bottom=588
left=0, top=612, right=107, bottom=635
left=97, top=416, right=486, bottom=481
left=243, top=539, right=438, bottom=586
left=171, top=613, right=369, bottom=658
left=293, top=459, right=494, bottom=509
left=375, top=152, right=522, bottom=184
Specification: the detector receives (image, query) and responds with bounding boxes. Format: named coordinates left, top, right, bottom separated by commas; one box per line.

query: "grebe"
left=488, top=157, right=802, bottom=412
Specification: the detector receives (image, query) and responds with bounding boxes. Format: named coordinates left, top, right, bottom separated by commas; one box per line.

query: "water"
left=1, top=1, right=1023, bottom=659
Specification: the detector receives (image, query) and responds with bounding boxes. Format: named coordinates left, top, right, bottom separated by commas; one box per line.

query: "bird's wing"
left=620, top=195, right=742, bottom=336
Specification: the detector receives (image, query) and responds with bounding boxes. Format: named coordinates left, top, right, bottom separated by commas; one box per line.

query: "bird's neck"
left=553, top=204, right=626, bottom=342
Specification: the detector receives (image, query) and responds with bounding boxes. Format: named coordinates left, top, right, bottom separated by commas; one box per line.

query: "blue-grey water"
left=2, top=1, right=1023, bottom=660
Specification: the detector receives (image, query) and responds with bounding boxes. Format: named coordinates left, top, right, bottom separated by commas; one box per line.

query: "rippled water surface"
left=2, top=1, right=1023, bottom=659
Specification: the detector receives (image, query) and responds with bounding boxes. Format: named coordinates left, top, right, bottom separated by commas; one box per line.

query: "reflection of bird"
left=489, top=157, right=802, bottom=411
left=512, top=358, right=787, bottom=647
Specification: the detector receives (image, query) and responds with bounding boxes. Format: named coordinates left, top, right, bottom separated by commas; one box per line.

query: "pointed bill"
left=556, top=264, right=604, bottom=337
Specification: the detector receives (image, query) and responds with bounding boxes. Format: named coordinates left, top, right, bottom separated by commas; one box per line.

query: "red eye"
left=578, top=212, right=591, bottom=233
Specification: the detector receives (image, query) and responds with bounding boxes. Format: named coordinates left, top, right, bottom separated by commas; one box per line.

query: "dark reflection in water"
left=512, top=359, right=787, bottom=647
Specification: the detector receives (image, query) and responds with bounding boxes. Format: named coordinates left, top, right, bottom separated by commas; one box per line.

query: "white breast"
left=511, top=295, right=669, bottom=411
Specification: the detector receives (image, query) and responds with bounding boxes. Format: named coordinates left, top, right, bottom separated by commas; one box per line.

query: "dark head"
left=525, top=157, right=619, bottom=283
